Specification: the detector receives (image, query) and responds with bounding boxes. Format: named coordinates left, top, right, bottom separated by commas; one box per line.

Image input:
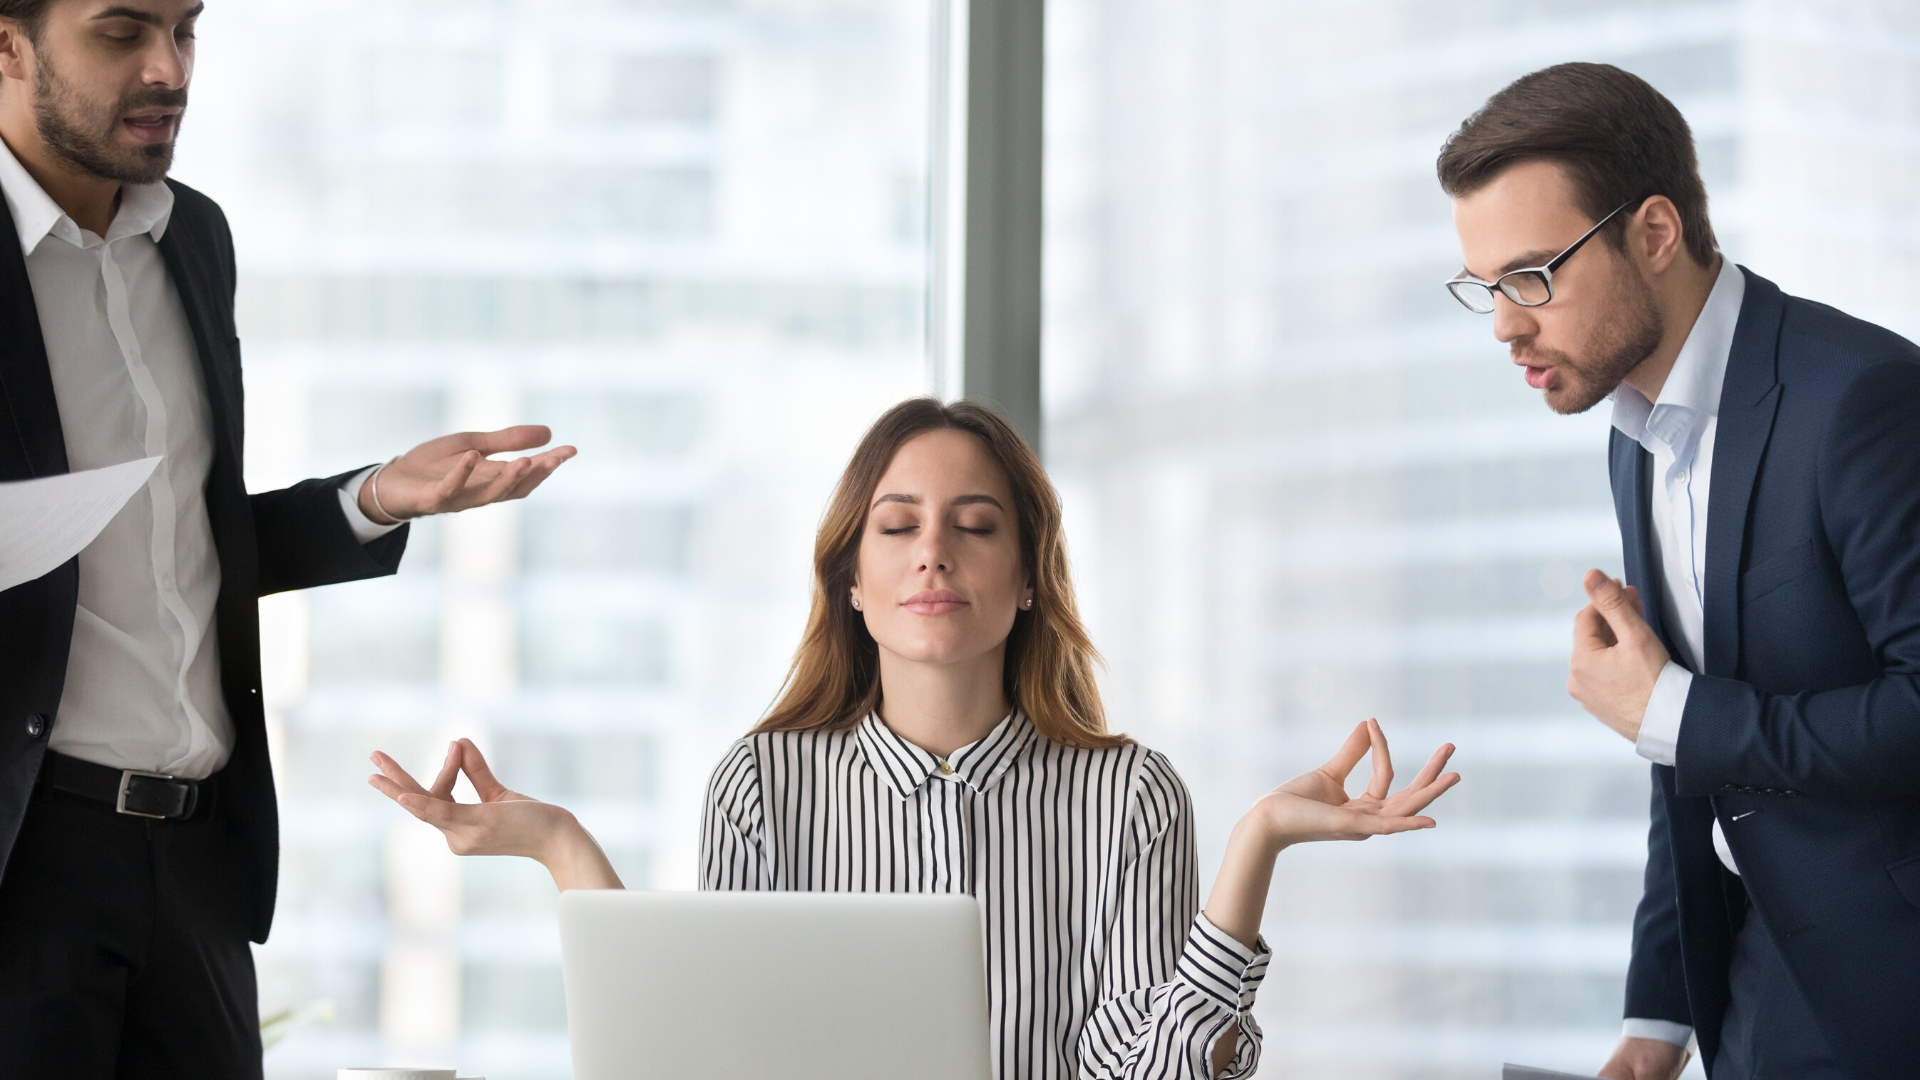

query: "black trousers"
left=0, top=775, right=262, bottom=1080
left=1713, top=901, right=1849, bottom=1079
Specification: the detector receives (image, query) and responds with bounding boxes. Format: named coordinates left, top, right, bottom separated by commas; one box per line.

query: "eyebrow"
left=870, top=493, right=1006, bottom=510
left=92, top=2, right=203, bottom=25
left=1496, top=250, right=1560, bottom=276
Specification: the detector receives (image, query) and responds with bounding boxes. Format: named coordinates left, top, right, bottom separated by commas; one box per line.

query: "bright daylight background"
left=163, top=1, right=1920, bottom=1077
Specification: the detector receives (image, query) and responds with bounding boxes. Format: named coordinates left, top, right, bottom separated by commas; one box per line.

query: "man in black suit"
left=1439, top=65, right=1920, bottom=1080
left=0, top=2, right=575, bottom=1076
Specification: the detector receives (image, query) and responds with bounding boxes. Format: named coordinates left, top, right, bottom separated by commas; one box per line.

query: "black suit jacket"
left=1615, top=268, right=1920, bottom=1078
left=0, top=179, right=408, bottom=943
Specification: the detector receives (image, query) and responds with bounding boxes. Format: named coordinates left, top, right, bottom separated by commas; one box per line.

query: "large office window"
left=175, top=1, right=934, bottom=1075
left=161, top=0, right=1920, bottom=1076
left=1046, top=2, right=1920, bottom=1078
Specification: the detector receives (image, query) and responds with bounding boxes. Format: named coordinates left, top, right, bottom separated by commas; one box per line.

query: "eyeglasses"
left=1444, top=198, right=1641, bottom=314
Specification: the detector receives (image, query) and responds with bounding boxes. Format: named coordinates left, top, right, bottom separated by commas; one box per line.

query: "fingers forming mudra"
left=1257, top=719, right=1460, bottom=845
left=369, top=739, right=570, bottom=860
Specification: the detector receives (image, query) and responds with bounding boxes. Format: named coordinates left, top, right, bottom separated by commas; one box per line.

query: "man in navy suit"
left=1437, top=64, right=1920, bottom=1080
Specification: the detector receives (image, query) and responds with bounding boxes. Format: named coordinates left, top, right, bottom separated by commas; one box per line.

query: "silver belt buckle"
left=116, top=769, right=177, bottom=818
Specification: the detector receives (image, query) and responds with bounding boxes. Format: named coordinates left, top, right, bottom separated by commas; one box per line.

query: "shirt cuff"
left=1634, top=662, right=1691, bottom=767
left=1622, top=1017, right=1695, bottom=1049
left=337, top=465, right=403, bottom=544
left=1176, top=912, right=1272, bottom=1013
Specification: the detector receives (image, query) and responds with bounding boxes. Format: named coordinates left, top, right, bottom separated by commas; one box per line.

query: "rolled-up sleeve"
left=1078, top=753, right=1270, bottom=1079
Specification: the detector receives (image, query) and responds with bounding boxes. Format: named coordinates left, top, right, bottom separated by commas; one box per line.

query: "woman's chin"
left=875, top=636, right=1004, bottom=671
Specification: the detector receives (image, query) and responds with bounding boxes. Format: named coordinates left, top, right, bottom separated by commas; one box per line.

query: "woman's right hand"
left=369, top=738, right=624, bottom=890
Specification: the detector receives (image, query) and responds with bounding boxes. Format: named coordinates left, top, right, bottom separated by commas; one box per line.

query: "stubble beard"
left=32, top=51, right=185, bottom=186
left=1525, top=262, right=1665, bottom=416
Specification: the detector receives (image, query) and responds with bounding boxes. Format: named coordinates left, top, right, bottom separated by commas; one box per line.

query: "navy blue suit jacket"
left=1614, top=268, right=1920, bottom=1078
left=0, top=180, right=408, bottom=943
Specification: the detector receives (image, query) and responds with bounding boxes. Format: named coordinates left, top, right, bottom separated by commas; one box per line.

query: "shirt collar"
left=855, top=709, right=1037, bottom=799
left=0, top=136, right=173, bottom=256
left=1610, top=257, right=1745, bottom=452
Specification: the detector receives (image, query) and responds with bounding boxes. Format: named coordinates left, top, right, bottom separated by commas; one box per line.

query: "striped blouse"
left=699, top=710, right=1271, bottom=1080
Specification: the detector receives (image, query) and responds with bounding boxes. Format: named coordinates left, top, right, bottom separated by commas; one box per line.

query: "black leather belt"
left=40, top=751, right=204, bottom=820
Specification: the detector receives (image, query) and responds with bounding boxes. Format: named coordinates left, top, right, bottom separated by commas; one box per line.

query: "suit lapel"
left=1702, top=268, right=1786, bottom=678
left=155, top=185, right=242, bottom=473
left=1611, top=427, right=1673, bottom=653
left=0, top=190, right=68, bottom=479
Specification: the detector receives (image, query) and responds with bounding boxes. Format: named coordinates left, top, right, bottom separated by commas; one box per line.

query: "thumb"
left=467, top=425, right=554, bottom=455
left=458, top=738, right=512, bottom=801
left=1573, top=603, right=1616, bottom=650
left=1583, top=570, right=1644, bottom=637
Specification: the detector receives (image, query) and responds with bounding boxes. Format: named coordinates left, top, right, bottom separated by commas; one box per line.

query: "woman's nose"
left=915, top=524, right=953, bottom=572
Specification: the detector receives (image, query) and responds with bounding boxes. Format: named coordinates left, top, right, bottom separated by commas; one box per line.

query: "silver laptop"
left=558, top=890, right=992, bottom=1080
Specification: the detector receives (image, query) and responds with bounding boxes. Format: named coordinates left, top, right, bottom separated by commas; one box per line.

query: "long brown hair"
left=753, top=398, right=1123, bottom=749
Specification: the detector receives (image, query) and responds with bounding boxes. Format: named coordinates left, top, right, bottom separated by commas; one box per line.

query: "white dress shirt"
left=704, top=712, right=1270, bottom=1080
left=1, top=141, right=395, bottom=781
left=1609, top=256, right=1744, bottom=1048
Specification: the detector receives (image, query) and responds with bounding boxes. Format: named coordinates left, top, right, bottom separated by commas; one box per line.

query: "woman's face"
left=852, top=429, right=1032, bottom=670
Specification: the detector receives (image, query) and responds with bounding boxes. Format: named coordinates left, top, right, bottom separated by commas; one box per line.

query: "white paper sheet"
left=0, top=456, right=160, bottom=593
left=1503, top=1066, right=1602, bottom=1080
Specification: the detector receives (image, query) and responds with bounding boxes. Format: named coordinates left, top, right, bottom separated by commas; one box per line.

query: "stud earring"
left=1022, top=598, right=1034, bottom=610
left=851, top=597, right=862, bottom=610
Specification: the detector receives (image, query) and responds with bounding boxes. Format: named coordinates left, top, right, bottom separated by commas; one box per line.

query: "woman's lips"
left=1523, top=364, right=1554, bottom=390
left=122, top=113, right=177, bottom=146
left=903, top=590, right=968, bottom=615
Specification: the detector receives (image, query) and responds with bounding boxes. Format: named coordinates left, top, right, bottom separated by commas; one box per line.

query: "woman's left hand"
left=1244, top=718, right=1459, bottom=848
left=1202, top=718, right=1460, bottom=1045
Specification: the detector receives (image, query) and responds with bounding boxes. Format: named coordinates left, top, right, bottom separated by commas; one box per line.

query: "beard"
left=32, top=51, right=186, bottom=185
left=1521, top=260, right=1665, bottom=415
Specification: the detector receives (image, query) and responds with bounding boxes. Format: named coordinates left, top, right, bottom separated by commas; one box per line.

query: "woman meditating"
left=370, top=398, right=1459, bottom=1079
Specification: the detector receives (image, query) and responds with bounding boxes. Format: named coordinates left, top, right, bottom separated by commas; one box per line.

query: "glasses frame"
left=1445, top=197, right=1643, bottom=314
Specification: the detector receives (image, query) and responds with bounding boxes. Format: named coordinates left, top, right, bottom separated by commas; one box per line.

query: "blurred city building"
left=175, top=0, right=932, bottom=1075
left=1045, top=1, right=1920, bottom=1078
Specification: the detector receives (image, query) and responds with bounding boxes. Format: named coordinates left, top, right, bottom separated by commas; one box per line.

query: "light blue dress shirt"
left=1609, top=257, right=1745, bottom=1050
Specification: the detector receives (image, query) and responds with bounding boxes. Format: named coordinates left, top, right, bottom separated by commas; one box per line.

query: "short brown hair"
left=0, top=0, right=52, bottom=39
left=753, top=397, right=1123, bottom=749
left=1437, top=62, right=1717, bottom=268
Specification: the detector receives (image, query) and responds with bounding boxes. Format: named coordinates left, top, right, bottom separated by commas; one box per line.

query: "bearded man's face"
left=1449, top=160, right=1665, bottom=415
left=16, top=1, right=198, bottom=186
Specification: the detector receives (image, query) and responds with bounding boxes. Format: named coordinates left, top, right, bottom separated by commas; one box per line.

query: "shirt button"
left=25, top=714, right=47, bottom=738
left=938, top=762, right=954, bottom=776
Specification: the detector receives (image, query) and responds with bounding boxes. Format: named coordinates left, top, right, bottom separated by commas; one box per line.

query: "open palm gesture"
left=357, top=426, right=577, bottom=524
